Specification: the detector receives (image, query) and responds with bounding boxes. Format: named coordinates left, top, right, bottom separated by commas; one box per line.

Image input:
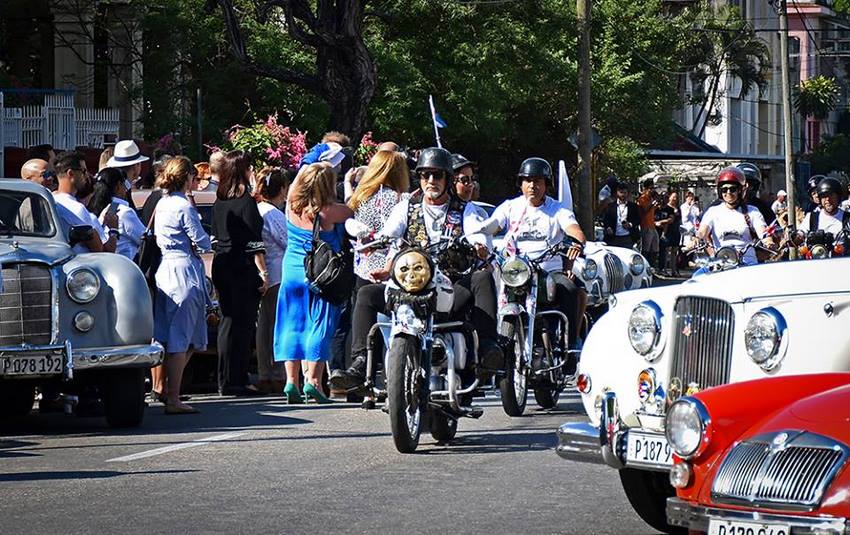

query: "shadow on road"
left=0, top=469, right=198, bottom=483
left=420, top=429, right=556, bottom=455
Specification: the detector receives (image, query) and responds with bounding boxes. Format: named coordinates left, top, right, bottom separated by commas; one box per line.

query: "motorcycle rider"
left=330, top=147, right=502, bottom=392
left=451, top=153, right=488, bottom=220
left=474, top=157, right=587, bottom=350
left=798, top=177, right=850, bottom=237
left=805, top=175, right=826, bottom=213
left=697, top=167, right=774, bottom=266
left=737, top=162, right=775, bottom=224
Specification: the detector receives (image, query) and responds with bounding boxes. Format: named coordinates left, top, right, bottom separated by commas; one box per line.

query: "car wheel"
left=0, top=380, right=35, bottom=423
left=102, top=369, right=146, bottom=428
left=618, top=468, right=686, bottom=534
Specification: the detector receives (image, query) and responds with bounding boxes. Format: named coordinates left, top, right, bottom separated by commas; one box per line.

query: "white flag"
left=558, top=160, right=573, bottom=210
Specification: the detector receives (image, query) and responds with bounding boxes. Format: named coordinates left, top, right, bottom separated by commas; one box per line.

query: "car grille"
left=0, top=264, right=53, bottom=346
left=603, top=254, right=625, bottom=293
left=669, top=296, right=734, bottom=390
left=712, top=431, right=848, bottom=510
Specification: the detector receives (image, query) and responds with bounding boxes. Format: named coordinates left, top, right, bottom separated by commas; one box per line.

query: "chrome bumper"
left=0, top=342, right=164, bottom=380
left=556, top=391, right=625, bottom=469
left=667, top=498, right=850, bottom=534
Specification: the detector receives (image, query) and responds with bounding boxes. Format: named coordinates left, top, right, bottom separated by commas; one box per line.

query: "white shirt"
left=477, top=195, right=579, bottom=273
left=258, top=201, right=287, bottom=287
left=700, top=204, right=767, bottom=266
left=798, top=207, right=847, bottom=235
left=615, top=200, right=630, bottom=237
left=379, top=197, right=488, bottom=249
left=680, top=201, right=700, bottom=233
left=54, top=192, right=107, bottom=253
left=771, top=199, right=787, bottom=215
left=99, top=197, right=145, bottom=260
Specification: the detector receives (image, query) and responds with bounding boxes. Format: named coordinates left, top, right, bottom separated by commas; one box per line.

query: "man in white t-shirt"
left=798, top=178, right=849, bottom=241
left=475, top=157, right=586, bottom=351
left=697, top=167, right=773, bottom=266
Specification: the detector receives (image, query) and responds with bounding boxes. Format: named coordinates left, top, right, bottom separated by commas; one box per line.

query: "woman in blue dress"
left=274, top=162, right=353, bottom=403
left=153, top=156, right=211, bottom=414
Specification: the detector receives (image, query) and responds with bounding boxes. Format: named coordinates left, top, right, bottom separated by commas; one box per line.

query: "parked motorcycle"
left=346, top=220, right=486, bottom=453
left=495, top=238, right=579, bottom=416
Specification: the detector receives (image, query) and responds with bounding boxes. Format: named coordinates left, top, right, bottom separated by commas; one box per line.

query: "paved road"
left=0, top=390, right=661, bottom=535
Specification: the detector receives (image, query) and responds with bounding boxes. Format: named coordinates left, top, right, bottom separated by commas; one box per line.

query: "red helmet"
left=716, top=167, right=746, bottom=189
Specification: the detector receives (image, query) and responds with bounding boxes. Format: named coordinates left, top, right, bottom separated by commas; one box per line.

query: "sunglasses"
left=418, top=170, right=446, bottom=181
left=455, top=175, right=477, bottom=186
left=720, top=185, right=740, bottom=194
left=41, top=170, right=56, bottom=180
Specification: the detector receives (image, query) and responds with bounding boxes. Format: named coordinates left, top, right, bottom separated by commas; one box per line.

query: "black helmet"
left=808, top=175, right=826, bottom=194
left=517, top=157, right=552, bottom=179
left=415, top=147, right=453, bottom=174
left=736, top=162, right=761, bottom=186
left=817, top=177, right=845, bottom=197
left=450, top=153, right=475, bottom=172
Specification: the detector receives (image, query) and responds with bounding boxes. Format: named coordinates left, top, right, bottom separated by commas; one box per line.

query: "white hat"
left=777, top=189, right=787, bottom=197
left=107, top=140, right=150, bottom=168
left=319, top=142, right=345, bottom=168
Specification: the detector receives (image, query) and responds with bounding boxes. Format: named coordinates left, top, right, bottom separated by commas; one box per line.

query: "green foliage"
left=597, top=137, right=649, bottom=180
left=794, top=75, right=841, bottom=120
left=808, top=134, right=850, bottom=175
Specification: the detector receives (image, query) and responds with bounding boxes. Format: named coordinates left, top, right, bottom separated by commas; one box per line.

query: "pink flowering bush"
left=354, top=131, right=380, bottom=166
left=223, top=114, right=307, bottom=170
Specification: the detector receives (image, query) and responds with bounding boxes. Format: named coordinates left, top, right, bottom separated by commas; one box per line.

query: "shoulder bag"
left=303, top=212, right=354, bottom=305
left=134, top=201, right=162, bottom=286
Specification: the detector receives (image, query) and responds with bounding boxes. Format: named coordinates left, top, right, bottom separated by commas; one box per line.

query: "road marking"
left=105, top=432, right=246, bottom=463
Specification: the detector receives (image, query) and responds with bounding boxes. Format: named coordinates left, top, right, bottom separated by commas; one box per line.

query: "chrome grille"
left=0, top=264, right=53, bottom=346
left=670, top=296, right=734, bottom=390
left=712, top=432, right=849, bottom=510
left=603, top=254, right=625, bottom=292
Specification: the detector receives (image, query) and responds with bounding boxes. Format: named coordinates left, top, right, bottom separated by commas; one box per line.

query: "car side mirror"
left=68, top=225, right=94, bottom=246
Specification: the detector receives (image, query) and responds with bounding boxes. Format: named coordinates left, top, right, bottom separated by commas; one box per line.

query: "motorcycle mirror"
left=344, top=218, right=371, bottom=239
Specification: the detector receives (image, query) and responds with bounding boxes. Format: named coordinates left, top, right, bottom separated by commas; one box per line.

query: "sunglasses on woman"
left=455, top=175, right=477, bottom=186
left=720, top=185, right=740, bottom=194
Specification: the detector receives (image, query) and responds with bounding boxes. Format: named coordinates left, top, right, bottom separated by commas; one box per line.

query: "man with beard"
left=330, top=147, right=501, bottom=394
left=798, top=178, right=849, bottom=237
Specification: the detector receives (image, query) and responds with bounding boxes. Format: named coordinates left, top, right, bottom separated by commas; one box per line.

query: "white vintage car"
left=571, top=241, right=651, bottom=310
left=556, top=257, right=850, bottom=533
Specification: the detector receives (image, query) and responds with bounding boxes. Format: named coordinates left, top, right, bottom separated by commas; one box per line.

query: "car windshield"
left=0, top=191, right=56, bottom=237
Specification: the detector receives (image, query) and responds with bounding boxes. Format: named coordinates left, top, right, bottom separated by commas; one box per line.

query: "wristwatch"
left=108, top=228, right=120, bottom=237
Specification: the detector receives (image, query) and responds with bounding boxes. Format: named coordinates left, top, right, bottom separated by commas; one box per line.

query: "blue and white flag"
left=428, top=95, right=446, bottom=148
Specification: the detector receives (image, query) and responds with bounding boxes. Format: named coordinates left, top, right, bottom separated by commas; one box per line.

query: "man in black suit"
left=602, top=182, right=641, bottom=249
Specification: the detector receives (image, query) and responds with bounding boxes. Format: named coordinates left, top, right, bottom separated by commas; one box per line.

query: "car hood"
left=0, top=240, right=73, bottom=266
left=787, top=383, right=850, bottom=426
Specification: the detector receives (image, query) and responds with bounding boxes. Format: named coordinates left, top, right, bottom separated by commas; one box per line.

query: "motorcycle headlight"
left=627, top=301, right=664, bottom=359
left=582, top=259, right=598, bottom=280
left=744, top=307, right=787, bottom=370
left=392, top=250, right=432, bottom=293
left=715, top=246, right=739, bottom=266
left=629, top=255, right=645, bottom=276
left=811, top=244, right=829, bottom=259
left=501, top=258, right=531, bottom=288
left=66, top=268, right=100, bottom=304
left=666, top=398, right=711, bottom=459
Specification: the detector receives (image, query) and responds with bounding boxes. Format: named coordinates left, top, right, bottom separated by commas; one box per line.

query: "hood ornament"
left=11, top=241, right=19, bottom=250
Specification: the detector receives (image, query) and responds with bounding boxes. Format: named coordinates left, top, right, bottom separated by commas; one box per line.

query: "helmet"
left=517, top=157, right=552, bottom=179
left=736, top=162, right=761, bottom=186
left=450, top=153, right=475, bottom=172
left=716, top=167, right=746, bottom=189
left=817, top=177, right=845, bottom=198
left=415, top=147, right=453, bottom=174
left=808, top=175, right=826, bottom=194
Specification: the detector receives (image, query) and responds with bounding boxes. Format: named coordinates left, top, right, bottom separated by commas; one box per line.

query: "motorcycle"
left=793, top=229, right=847, bottom=259
left=495, top=238, right=580, bottom=416
left=688, top=239, right=781, bottom=278
left=345, top=220, right=486, bottom=453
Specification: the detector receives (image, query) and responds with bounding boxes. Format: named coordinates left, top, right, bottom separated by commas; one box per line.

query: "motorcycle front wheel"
left=498, top=318, right=528, bottom=417
left=387, top=334, right=423, bottom=453
left=430, top=411, right=458, bottom=443
left=533, top=387, right=559, bottom=409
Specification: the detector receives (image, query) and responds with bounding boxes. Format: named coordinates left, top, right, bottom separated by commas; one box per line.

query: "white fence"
left=0, top=90, right=120, bottom=176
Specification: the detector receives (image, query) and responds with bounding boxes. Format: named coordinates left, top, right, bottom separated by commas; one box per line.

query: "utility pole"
left=778, top=0, right=798, bottom=257
left=576, top=0, right=594, bottom=236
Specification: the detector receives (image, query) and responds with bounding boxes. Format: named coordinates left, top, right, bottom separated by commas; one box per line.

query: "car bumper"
left=0, top=341, right=164, bottom=380
left=667, top=498, right=850, bottom=534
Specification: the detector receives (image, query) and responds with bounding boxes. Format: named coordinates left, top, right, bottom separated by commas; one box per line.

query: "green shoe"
left=283, top=383, right=304, bottom=404
left=303, top=383, right=333, bottom=404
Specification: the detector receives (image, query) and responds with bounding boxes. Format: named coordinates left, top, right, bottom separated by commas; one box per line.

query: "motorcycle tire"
left=430, top=411, right=458, bottom=443
left=387, top=335, right=423, bottom=454
left=498, top=319, right=528, bottom=417
left=533, top=388, right=559, bottom=409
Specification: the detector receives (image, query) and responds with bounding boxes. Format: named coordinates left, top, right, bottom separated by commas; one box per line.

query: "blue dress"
left=273, top=217, right=344, bottom=362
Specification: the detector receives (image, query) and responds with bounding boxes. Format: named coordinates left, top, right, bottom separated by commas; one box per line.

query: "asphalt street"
left=0, top=390, right=661, bottom=535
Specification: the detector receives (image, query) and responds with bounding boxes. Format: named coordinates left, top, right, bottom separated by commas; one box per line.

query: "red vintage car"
left=664, top=374, right=850, bottom=535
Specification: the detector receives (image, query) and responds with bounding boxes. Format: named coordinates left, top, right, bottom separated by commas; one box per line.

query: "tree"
left=208, top=0, right=377, bottom=139
left=794, top=75, right=840, bottom=151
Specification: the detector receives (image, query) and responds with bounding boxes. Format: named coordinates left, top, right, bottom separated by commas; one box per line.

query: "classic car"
left=556, top=257, right=850, bottom=533
left=666, top=374, right=850, bottom=535
left=0, top=179, right=162, bottom=427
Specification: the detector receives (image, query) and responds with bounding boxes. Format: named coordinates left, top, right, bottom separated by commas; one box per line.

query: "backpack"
left=303, top=213, right=354, bottom=305
left=134, top=199, right=162, bottom=288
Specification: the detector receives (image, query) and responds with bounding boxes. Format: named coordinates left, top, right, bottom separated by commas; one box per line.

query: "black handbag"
left=303, top=213, right=354, bottom=305
left=134, top=201, right=162, bottom=286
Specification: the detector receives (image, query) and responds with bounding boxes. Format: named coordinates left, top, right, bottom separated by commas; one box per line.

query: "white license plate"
left=708, top=518, right=790, bottom=535
left=626, top=431, right=673, bottom=466
left=1, top=355, right=63, bottom=376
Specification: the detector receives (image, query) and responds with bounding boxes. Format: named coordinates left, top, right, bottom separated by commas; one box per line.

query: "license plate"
left=626, top=430, right=673, bottom=467
left=708, top=518, right=790, bottom=535
left=1, top=355, right=63, bottom=376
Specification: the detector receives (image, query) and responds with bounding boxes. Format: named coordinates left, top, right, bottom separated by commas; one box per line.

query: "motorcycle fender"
left=434, top=272, right=454, bottom=314
left=500, top=303, right=524, bottom=318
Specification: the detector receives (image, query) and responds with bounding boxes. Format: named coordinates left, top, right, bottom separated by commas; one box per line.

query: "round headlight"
left=73, top=311, right=94, bottom=332
left=581, top=259, right=598, bottom=280
left=629, top=255, right=645, bottom=276
left=628, top=301, right=663, bottom=358
left=811, top=244, right=829, bottom=259
left=744, top=307, right=787, bottom=370
left=501, top=258, right=531, bottom=288
left=715, top=246, right=739, bottom=266
left=392, top=250, right=432, bottom=293
left=665, top=398, right=711, bottom=459
left=66, top=268, right=100, bottom=304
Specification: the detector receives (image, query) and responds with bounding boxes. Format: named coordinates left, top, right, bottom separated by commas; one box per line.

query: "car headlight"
left=581, top=259, right=598, bottom=280
left=501, top=258, right=531, bottom=288
left=627, top=301, right=663, bottom=359
left=66, top=268, right=100, bottom=304
left=744, top=307, right=787, bottom=370
left=391, top=250, right=432, bottom=293
left=629, top=255, right=645, bottom=276
left=665, top=397, right=711, bottom=459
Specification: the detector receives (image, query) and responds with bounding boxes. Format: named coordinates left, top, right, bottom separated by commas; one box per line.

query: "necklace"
left=422, top=201, right=447, bottom=232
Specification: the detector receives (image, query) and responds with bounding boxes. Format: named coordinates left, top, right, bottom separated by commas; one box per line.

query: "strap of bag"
left=312, top=211, right=322, bottom=242
left=739, top=205, right=757, bottom=240
left=144, top=196, right=161, bottom=234
left=810, top=209, right=820, bottom=232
